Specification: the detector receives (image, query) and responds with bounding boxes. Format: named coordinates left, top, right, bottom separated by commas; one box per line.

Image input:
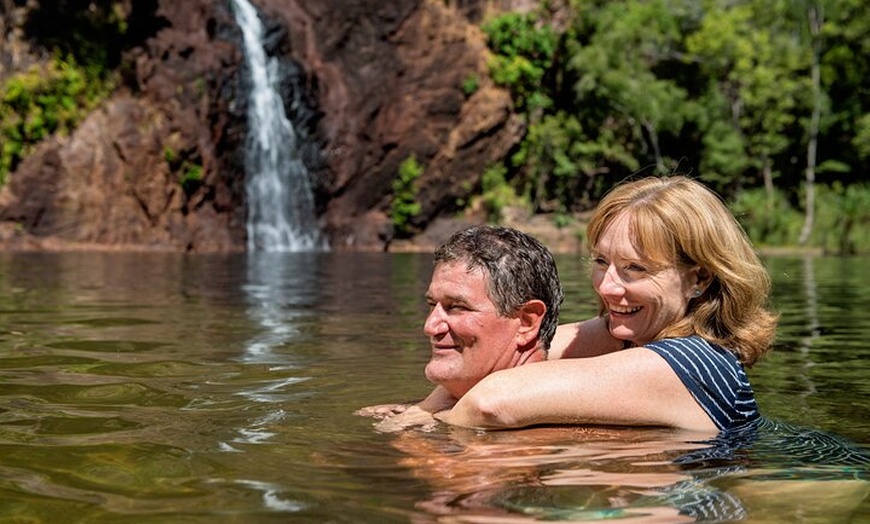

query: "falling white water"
left=231, top=0, right=326, bottom=252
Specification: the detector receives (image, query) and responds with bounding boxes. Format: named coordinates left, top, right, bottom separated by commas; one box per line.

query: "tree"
left=798, top=1, right=824, bottom=245
left=567, top=0, right=694, bottom=175
left=686, top=0, right=808, bottom=199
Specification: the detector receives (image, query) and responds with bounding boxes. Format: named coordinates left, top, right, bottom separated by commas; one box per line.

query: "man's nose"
left=423, top=304, right=447, bottom=336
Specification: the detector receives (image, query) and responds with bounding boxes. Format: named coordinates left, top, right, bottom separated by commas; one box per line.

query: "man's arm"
left=416, top=385, right=458, bottom=412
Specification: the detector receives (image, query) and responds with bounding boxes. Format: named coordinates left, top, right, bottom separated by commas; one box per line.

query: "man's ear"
left=516, top=300, right=546, bottom=347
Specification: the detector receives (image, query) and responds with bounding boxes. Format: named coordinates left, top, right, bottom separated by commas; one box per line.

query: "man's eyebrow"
left=425, top=292, right=468, bottom=304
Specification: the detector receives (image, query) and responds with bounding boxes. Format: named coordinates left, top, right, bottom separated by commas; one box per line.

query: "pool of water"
left=0, top=251, right=867, bottom=523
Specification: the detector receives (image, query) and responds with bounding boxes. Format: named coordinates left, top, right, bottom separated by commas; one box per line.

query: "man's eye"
left=446, top=304, right=468, bottom=312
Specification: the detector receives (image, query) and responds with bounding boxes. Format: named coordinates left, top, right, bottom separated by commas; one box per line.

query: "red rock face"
left=0, top=0, right=522, bottom=252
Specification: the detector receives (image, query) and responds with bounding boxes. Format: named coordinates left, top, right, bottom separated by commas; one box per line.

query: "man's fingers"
left=355, top=403, right=409, bottom=419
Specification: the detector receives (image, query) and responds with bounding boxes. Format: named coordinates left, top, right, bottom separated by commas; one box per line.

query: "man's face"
left=423, top=261, right=522, bottom=397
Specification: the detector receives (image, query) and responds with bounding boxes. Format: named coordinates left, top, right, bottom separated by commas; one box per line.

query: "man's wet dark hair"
left=434, top=225, right=563, bottom=349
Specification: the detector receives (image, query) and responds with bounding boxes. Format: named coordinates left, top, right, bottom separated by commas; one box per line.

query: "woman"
left=436, top=175, right=778, bottom=432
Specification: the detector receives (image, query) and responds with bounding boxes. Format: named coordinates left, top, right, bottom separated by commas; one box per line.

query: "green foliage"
left=686, top=0, right=809, bottom=191
left=25, top=0, right=132, bottom=75
left=0, top=1, right=143, bottom=187
left=164, top=145, right=204, bottom=196
left=553, top=212, right=574, bottom=229
left=731, top=187, right=803, bottom=246
left=0, top=56, right=113, bottom=185
left=481, top=163, right=526, bottom=222
left=461, top=74, right=479, bottom=97
left=512, top=111, right=637, bottom=211
left=813, top=182, right=870, bottom=255
left=569, top=0, right=692, bottom=138
left=732, top=183, right=870, bottom=255
left=482, top=12, right=557, bottom=113
left=180, top=163, right=203, bottom=195
left=390, top=155, right=424, bottom=237
left=470, top=0, right=869, bottom=254
left=854, top=113, right=870, bottom=160
left=698, top=118, right=751, bottom=195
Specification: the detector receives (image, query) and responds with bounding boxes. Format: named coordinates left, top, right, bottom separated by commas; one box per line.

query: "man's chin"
left=425, top=366, right=466, bottom=395
left=423, top=366, right=446, bottom=384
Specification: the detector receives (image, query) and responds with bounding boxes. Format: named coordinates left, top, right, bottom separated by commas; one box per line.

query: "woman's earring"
left=691, top=289, right=702, bottom=298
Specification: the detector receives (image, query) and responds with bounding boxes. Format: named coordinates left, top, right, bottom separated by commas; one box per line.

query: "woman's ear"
left=691, top=266, right=713, bottom=293
left=516, top=300, right=546, bottom=347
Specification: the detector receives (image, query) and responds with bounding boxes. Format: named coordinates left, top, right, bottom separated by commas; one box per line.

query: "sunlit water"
left=0, top=251, right=867, bottom=523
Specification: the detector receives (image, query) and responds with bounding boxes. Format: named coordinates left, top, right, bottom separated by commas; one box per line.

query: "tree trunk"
left=762, top=156, right=775, bottom=239
left=798, top=4, right=823, bottom=246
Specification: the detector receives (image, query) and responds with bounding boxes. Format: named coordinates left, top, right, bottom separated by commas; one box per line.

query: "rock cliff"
left=0, top=0, right=524, bottom=252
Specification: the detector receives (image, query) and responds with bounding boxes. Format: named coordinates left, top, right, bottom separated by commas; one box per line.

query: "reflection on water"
left=0, top=251, right=867, bottom=522
left=222, top=253, right=319, bottom=452
left=387, top=420, right=869, bottom=524
left=242, top=252, right=320, bottom=362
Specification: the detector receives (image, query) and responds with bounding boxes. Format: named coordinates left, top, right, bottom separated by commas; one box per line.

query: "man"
left=358, top=225, right=563, bottom=431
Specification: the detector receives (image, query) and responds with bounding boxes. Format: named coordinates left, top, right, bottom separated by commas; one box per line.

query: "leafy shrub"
left=461, top=74, right=479, bottom=97
left=0, top=56, right=113, bottom=186
left=390, top=155, right=424, bottom=237
left=732, top=183, right=870, bottom=254
left=731, top=186, right=802, bottom=246
left=481, top=163, right=527, bottom=222
left=482, top=12, right=557, bottom=113
left=813, top=183, right=870, bottom=255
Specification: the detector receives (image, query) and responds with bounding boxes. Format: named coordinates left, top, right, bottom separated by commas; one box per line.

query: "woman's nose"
left=597, top=265, right=626, bottom=297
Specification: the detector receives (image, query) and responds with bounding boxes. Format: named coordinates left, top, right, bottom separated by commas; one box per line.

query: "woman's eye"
left=592, top=256, right=608, bottom=267
left=626, top=263, right=647, bottom=273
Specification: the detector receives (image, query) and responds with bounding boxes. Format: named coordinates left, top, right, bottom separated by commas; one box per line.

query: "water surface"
left=0, top=251, right=867, bottom=522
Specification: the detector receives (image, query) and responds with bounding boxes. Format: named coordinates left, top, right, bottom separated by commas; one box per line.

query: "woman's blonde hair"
left=587, top=175, right=778, bottom=365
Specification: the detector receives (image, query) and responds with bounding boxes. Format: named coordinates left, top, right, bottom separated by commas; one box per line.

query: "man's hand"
left=374, top=405, right=439, bottom=433
left=356, top=403, right=437, bottom=432
left=355, top=403, right=410, bottom=420
left=356, top=386, right=459, bottom=433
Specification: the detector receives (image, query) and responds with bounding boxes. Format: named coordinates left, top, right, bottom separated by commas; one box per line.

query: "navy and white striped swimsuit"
left=644, top=336, right=759, bottom=430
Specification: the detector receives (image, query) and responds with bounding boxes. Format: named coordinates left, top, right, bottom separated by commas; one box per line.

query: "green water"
left=0, top=251, right=867, bottom=523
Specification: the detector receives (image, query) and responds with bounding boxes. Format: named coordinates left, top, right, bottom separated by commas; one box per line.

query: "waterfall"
left=230, top=0, right=327, bottom=252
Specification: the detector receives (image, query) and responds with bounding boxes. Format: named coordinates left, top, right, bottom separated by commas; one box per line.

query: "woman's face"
left=591, top=213, right=699, bottom=346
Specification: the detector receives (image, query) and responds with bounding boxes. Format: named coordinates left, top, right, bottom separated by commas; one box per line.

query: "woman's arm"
left=547, top=316, right=624, bottom=360
left=435, top=347, right=718, bottom=432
